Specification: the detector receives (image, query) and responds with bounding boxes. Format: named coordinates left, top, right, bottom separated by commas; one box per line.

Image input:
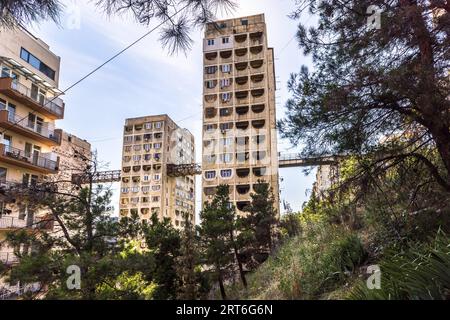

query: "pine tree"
left=198, top=185, right=246, bottom=299
left=142, top=213, right=181, bottom=300
left=279, top=1, right=450, bottom=192
left=241, top=181, right=278, bottom=258
left=176, top=212, right=199, bottom=300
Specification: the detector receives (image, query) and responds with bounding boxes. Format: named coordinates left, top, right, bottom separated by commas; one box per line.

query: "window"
left=124, top=146, right=132, bottom=152
left=221, top=64, right=232, bottom=73
left=131, top=187, right=140, bottom=193
left=154, top=122, right=163, bottom=129
left=0, top=167, right=6, bottom=184
left=132, top=155, right=141, bottom=162
left=121, top=187, right=129, bottom=194
left=133, top=145, right=141, bottom=152
left=205, top=124, right=216, bottom=132
left=144, top=154, right=151, bottom=161
left=220, top=108, right=231, bottom=117
left=222, top=37, right=230, bottom=44
left=241, top=19, right=248, bottom=26
left=154, top=153, right=161, bottom=161
left=205, top=66, right=217, bottom=74
left=204, top=155, right=216, bottom=164
left=144, top=122, right=152, bottom=130
left=206, top=80, right=216, bottom=89
left=219, top=123, right=232, bottom=131
left=144, top=134, right=152, bottom=140
left=124, top=136, right=133, bottom=143
left=207, top=39, right=215, bottom=46
left=154, top=174, right=161, bottom=181
left=134, top=135, right=142, bottom=142
left=153, top=143, right=162, bottom=149
left=142, top=186, right=150, bottom=193
left=152, top=196, right=160, bottom=202
left=152, top=185, right=161, bottom=191
left=220, top=79, right=230, bottom=88
left=205, top=171, right=216, bottom=179
left=220, top=154, right=233, bottom=163
left=0, top=98, right=6, bottom=110
left=221, top=92, right=232, bottom=102
left=221, top=169, right=232, bottom=178
left=20, top=48, right=56, bottom=80
left=222, top=138, right=233, bottom=146
left=143, top=144, right=151, bottom=152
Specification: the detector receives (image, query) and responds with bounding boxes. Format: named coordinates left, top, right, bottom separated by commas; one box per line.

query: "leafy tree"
left=0, top=156, right=143, bottom=299
left=198, top=184, right=244, bottom=299
left=278, top=1, right=450, bottom=192
left=142, top=213, right=181, bottom=300
left=0, top=0, right=62, bottom=27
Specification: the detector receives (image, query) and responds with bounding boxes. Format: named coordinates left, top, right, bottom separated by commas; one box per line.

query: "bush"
left=349, top=232, right=450, bottom=300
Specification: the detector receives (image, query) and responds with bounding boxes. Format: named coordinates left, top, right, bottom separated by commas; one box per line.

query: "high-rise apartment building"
left=202, top=14, right=280, bottom=214
left=119, top=115, right=196, bottom=228
left=0, top=27, right=64, bottom=268
left=52, top=131, right=92, bottom=185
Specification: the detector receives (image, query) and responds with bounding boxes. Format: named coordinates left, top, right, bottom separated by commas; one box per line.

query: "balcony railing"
left=1, top=110, right=61, bottom=144
left=0, top=77, right=64, bottom=118
left=0, top=252, right=19, bottom=265
left=0, top=144, right=58, bottom=172
left=0, top=216, right=27, bottom=229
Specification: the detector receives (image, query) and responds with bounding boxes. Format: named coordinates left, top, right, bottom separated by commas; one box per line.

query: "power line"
left=0, top=3, right=190, bottom=136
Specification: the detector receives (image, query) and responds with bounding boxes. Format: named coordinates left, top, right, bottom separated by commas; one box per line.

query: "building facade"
left=52, top=131, right=92, bottom=185
left=0, top=27, right=64, bottom=273
left=201, top=14, right=280, bottom=214
left=119, top=115, right=195, bottom=228
left=312, top=164, right=340, bottom=200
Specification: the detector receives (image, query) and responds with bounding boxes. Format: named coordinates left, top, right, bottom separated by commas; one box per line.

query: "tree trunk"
left=218, top=268, right=227, bottom=300
left=230, top=231, right=247, bottom=288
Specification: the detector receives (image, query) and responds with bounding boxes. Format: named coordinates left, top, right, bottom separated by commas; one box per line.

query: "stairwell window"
left=207, top=39, right=215, bottom=46
left=222, top=37, right=230, bottom=44
left=205, top=171, right=216, bottom=179
left=221, top=169, right=233, bottom=178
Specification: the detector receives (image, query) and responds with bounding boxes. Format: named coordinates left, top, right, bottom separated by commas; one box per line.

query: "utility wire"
left=0, top=3, right=190, bottom=136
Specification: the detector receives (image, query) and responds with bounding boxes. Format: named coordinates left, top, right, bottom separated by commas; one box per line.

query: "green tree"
left=142, top=213, right=181, bottom=300
left=242, top=181, right=278, bottom=253
left=0, top=0, right=62, bottom=27
left=0, top=156, right=143, bottom=299
left=176, top=212, right=200, bottom=300
left=198, top=185, right=244, bottom=299
left=279, top=1, right=450, bottom=192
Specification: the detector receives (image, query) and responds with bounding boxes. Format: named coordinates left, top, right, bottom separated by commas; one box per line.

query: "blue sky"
left=28, top=0, right=317, bottom=217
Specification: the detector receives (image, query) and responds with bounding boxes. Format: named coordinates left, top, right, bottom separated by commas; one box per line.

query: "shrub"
left=349, top=232, right=450, bottom=300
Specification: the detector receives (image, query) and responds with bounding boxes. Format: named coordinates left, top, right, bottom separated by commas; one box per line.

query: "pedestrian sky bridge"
left=71, top=154, right=340, bottom=184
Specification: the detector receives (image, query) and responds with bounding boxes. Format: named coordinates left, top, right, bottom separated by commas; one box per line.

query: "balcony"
left=0, top=110, right=61, bottom=146
left=0, top=77, right=64, bottom=120
left=0, top=252, right=19, bottom=266
left=0, top=144, right=59, bottom=174
left=0, top=216, right=26, bottom=230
